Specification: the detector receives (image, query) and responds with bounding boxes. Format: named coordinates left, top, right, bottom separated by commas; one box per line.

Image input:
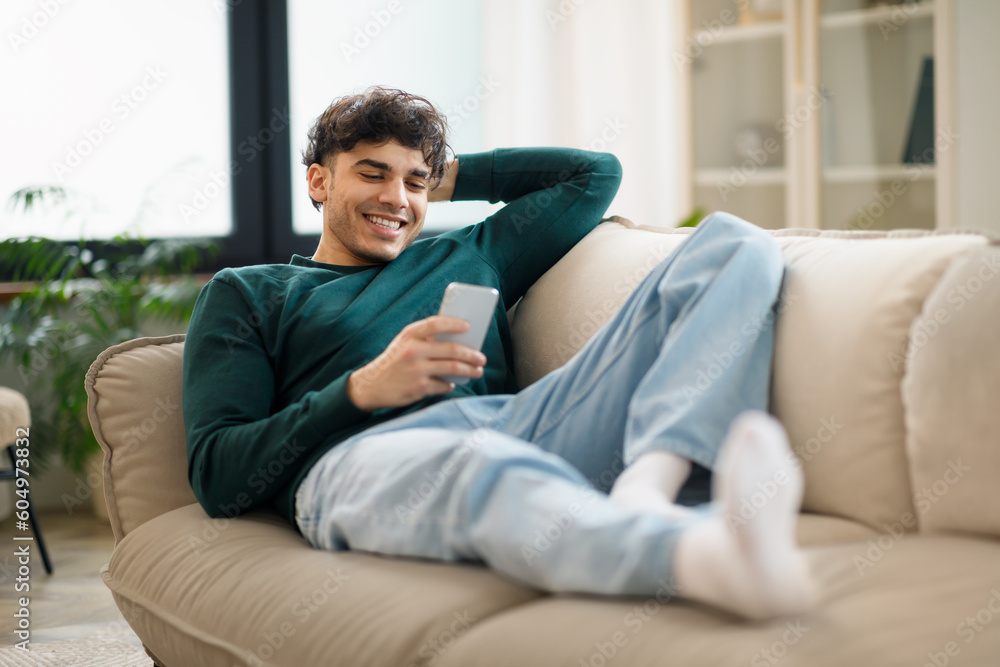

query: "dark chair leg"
left=5, top=445, right=53, bottom=575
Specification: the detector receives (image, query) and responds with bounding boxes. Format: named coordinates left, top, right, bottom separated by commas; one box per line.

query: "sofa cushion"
left=768, top=230, right=988, bottom=531
left=902, top=243, right=1000, bottom=537
left=86, top=335, right=193, bottom=542
left=433, top=534, right=1000, bottom=667
left=101, top=503, right=541, bottom=667
left=102, top=505, right=877, bottom=666
left=512, top=217, right=990, bottom=531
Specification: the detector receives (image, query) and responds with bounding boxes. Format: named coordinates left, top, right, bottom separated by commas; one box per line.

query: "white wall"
left=955, top=0, right=1000, bottom=233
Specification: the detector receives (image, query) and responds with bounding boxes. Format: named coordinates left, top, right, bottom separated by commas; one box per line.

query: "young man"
left=183, top=87, right=816, bottom=621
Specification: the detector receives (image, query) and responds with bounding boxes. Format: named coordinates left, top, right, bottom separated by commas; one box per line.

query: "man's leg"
left=480, top=212, right=784, bottom=497
left=295, top=422, right=700, bottom=596
left=457, top=211, right=816, bottom=617
left=294, top=406, right=812, bottom=618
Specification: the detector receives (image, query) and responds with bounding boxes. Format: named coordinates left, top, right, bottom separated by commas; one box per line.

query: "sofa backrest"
left=86, top=218, right=999, bottom=542
left=512, top=217, right=996, bottom=534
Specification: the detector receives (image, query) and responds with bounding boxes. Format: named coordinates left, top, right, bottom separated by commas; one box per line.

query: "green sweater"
left=182, top=148, right=623, bottom=530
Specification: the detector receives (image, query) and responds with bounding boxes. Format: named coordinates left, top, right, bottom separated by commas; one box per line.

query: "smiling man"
left=306, top=139, right=431, bottom=265
left=183, top=86, right=816, bottom=621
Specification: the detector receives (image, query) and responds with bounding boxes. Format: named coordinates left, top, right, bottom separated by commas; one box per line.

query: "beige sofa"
left=85, top=217, right=1000, bottom=667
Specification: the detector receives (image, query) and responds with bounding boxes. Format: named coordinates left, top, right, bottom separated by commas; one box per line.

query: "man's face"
left=308, top=140, right=431, bottom=265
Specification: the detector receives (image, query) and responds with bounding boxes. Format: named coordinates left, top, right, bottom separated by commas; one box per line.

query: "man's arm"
left=182, top=276, right=371, bottom=518
left=442, top=148, right=622, bottom=308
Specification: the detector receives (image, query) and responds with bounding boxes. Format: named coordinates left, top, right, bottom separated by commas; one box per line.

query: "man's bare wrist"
left=346, top=371, right=371, bottom=412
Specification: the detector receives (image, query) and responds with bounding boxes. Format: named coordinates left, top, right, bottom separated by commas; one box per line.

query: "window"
left=1, top=1, right=231, bottom=240
left=286, top=0, right=501, bottom=236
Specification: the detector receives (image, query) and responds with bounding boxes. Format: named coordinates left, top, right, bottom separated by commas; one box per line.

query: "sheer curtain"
left=286, top=0, right=687, bottom=232
left=479, top=0, right=687, bottom=228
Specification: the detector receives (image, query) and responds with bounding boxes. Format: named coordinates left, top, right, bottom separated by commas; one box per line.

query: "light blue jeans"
left=295, top=212, right=786, bottom=597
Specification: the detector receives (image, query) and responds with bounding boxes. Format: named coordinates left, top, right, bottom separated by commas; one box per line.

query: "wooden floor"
left=0, top=510, right=146, bottom=651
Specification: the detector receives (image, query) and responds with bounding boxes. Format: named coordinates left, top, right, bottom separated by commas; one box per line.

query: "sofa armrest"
left=86, top=334, right=193, bottom=543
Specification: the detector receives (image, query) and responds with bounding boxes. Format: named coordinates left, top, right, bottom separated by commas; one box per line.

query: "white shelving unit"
left=820, top=2, right=934, bottom=29
left=678, top=0, right=956, bottom=231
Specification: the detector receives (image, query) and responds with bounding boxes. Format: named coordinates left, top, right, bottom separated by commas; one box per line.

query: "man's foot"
left=609, top=450, right=694, bottom=520
left=672, top=410, right=817, bottom=620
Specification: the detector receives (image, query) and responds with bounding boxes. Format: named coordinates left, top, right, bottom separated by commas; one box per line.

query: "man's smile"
left=362, top=212, right=408, bottom=237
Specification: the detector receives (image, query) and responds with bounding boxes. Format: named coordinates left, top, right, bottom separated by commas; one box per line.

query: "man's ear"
left=307, top=163, right=331, bottom=204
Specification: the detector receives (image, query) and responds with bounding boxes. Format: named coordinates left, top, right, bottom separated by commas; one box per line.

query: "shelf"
left=695, top=167, right=785, bottom=187
left=823, top=164, right=936, bottom=183
left=821, top=1, right=934, bottom=31
left=691, top=20, right=784, bottom=47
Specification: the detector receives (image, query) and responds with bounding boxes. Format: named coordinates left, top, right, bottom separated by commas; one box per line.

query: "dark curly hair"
left=301, top=86, right=451, bottom=211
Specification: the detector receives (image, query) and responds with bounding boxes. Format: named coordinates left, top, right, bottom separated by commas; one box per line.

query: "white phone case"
left=434, top=282, right=500, bottom=385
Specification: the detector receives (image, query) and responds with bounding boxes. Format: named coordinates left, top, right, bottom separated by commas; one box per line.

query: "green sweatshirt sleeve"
left=447, top=148, right=622, bottom=308
left=182, top=276, right=370, bottom=518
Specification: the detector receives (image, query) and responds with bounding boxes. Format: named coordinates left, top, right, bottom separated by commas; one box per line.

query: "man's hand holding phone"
left=346, top=283, right=499, bottom=412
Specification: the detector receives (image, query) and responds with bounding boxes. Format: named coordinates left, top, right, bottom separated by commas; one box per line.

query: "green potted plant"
left=0, top=186, right=217, bottom=516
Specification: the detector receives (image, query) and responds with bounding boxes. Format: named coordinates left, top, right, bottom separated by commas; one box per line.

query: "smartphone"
left=434, top=282, right=500, bottom=385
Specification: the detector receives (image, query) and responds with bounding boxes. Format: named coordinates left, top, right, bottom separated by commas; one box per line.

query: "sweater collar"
left=289, top=254, right=381, bottom=274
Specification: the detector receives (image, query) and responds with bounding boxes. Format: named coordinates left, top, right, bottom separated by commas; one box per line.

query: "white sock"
left=609, top=450, right=694, bottom=520
left=672, top=410, right=817, bottom=620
